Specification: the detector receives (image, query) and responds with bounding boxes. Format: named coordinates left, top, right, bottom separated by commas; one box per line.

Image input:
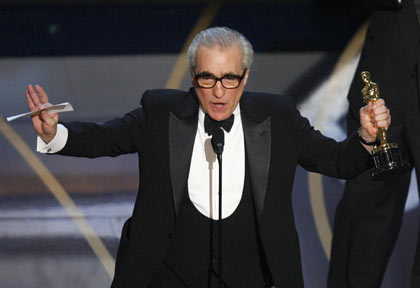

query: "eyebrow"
left=195, top=71, right=241, bottom=77
left=195, top=71, right=213, bottom=77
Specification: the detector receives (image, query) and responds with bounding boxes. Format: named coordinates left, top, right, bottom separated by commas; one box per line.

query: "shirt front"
left=188, top=105, right=245, bottom=220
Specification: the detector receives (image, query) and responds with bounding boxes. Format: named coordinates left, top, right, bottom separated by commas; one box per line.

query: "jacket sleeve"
left=58, top=92, right=153, bottom=158
left=291, top=102, right=371, bottom=179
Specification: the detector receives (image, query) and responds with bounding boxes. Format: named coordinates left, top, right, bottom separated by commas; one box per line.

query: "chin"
left=210, top=113, right=229, bottom=121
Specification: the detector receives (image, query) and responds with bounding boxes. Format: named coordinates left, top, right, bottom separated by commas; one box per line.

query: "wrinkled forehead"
left=194, top=44, right=244, bottom=74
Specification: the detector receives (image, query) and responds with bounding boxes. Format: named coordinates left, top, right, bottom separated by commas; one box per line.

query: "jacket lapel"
left=169, top=90, right=199, bottom=217
left=240, top=93, right=271, bottom=221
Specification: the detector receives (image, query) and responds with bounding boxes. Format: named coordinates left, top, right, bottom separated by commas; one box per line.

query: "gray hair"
left=186, top=27, right=254, bottom=70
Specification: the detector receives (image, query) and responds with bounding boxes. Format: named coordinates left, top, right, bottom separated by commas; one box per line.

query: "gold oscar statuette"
left=360, top=71, right=409, bottom=179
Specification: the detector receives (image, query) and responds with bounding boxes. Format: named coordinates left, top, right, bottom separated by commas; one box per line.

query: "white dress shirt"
left=37, top=123, right=68, bottom=153
left=188, top=106, right=245, bottom=220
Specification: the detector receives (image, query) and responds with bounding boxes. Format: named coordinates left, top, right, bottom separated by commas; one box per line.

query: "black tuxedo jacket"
left=59, top=89, right=370, bottom=287
left=348, top=0, right=420, bottom=134
left=328, top=0, right=420, bottom=287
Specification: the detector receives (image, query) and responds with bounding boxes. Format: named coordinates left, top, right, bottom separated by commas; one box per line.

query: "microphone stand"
left=217, top=150, right=222, bottom=288
left=211, top=128, right=224, bottom=288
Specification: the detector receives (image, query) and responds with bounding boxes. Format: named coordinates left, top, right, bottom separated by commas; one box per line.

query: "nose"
left=213, top=80, right=225, bottom=98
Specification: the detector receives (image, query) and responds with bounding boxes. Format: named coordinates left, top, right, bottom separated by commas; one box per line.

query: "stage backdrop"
left=0, top=2, right=417, bottom=287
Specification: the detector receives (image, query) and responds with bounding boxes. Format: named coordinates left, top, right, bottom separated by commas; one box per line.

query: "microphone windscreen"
left=211, top=128, right=224, bottom=155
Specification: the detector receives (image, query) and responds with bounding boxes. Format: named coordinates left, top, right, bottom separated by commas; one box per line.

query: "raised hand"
left=359, top=98, right=391, bottom=144
left=25, top=84, right=58, bottom=144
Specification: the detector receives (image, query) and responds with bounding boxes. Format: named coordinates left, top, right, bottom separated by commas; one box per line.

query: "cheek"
left=232, top=92, right=242, bottom=106
left=196, top=91, right=211, bottom=110
left=202, top=93, right=211, bottom=106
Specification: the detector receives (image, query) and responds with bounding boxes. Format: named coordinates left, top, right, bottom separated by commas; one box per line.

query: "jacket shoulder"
left=140, top=89, right=190, bottom=109
left=243, top=91, right=295, bottom=113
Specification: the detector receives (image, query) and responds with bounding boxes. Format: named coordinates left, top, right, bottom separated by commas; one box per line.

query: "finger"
left=39, top=110, right=57, bottom=128
left=50, top=113, right=59, bottom=126
left=39, top=109, right=51, bottom=121
left=375, top=98, right=385, bottom=107
left=360, top=104, right=372, bottom=117
left=373, top=105, right=388, bottom=115
left=49, top=112, right=58, bottom=117
left=376, top=120, right=390, bottom=128
left=372, top=106, right=389, bottom=115
left=40, top=110, right=58, bottom=122
left=374, top=112, right=390, bottom=122
left=26, top=90, right=38, bottom=112
left=28, top=84, right=41, bottom=109
left=370, top=101, right=377, bottom=112
left=363, top=121, right=375, bottom=131
left=360, top=109, right=373, bottom=125
left=35, top=85, right=49, bottom=104
left=369, top=126, right=377, bottom=136
left=373, top=109, right=390, bottom=124
left=376, top=114, right=391, bottom=128
left=40, top=103, right=53, bottom=110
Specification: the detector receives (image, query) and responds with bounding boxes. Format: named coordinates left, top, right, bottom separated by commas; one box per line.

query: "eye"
left=196, top=72, right=215, bottom=80
left=200, top=75, right=214, bottom=81
left=223, top=75, right=239, bottom=82
left=223, top=74, right=239, bottom=80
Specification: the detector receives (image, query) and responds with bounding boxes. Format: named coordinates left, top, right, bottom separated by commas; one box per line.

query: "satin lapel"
left=241, top=94, right=271, bottom=221
left=169, top=92, right=198, bottom=217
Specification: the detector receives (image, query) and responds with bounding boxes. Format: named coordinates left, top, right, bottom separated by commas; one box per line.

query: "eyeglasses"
left=193, top=69, right=247, bottom=89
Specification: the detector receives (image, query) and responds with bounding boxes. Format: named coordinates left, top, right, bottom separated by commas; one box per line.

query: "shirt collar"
left=199, top=105, right=241, bottom=133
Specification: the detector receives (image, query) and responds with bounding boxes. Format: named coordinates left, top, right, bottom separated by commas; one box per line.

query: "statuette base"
left=371, top=143, right=410, bottom=180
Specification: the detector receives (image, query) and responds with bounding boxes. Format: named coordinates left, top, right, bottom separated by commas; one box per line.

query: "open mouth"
left=211, top=103, right=225, bottom=111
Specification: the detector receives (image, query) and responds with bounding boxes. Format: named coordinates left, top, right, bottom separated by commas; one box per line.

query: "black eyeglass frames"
left=193, top=69, right=247, bottom=89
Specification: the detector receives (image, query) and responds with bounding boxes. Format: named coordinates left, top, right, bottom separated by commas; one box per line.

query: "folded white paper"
left=6, top=102, right=74, bottom=122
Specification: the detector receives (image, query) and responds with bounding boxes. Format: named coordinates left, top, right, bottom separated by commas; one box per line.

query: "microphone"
left=210, top=127, right=224, bottom=158
left=209, top=127, right=224, bottom=287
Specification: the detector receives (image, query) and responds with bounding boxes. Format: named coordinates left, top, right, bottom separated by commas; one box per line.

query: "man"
left=27, top=27, right=389, bottom=287
left=328, top=0, right=420, bottom=287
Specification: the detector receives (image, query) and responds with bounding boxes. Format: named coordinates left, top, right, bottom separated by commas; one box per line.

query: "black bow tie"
left=204, top=113, right=235, bottom=135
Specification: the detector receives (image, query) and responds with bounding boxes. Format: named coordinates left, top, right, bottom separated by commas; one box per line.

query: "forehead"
left=195, top=44, right=243, bottom=75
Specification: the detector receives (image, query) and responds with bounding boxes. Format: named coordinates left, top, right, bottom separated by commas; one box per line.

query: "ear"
left=242, top=69, right=250, bottom=86
left=189, top=68, right=195, bottom=85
